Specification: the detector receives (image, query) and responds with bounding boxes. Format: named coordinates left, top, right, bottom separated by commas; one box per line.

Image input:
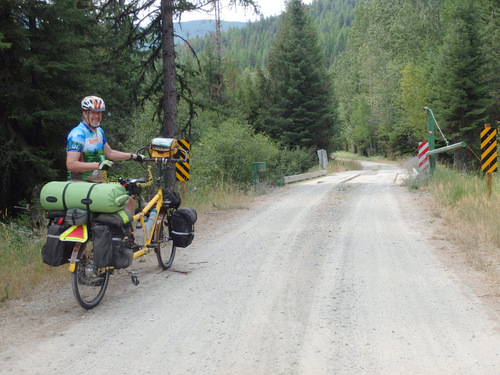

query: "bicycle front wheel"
left=155, top=212, right=176, bottom=270
left=71, top=243, right=110, bottom=310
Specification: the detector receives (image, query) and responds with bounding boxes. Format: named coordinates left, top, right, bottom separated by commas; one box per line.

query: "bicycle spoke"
left=71, top=245, right=110, bottom=309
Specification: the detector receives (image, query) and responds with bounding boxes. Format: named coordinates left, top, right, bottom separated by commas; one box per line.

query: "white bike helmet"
left=81, top=96, right=106, bottom=112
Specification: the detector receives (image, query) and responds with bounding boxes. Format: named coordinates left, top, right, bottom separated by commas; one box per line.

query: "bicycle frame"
left=131, top=185, right=164, bottom=259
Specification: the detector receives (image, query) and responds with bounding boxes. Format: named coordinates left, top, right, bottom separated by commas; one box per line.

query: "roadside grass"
left=328, top=155, right=363, bottom=173
left=182, top=180, right=256, bottom=212
left=426, top=168, right=500, bottom=295
left=332, top=151, right=398, bottom=164
left=400, top=156, right=432, bottom=190
left=0, top=223, right=66, bottom=306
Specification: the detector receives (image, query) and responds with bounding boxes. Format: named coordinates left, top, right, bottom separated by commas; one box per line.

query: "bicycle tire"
left=155, top=211, right=176, bottom=270
left=71, top=242, right=110, bottom=310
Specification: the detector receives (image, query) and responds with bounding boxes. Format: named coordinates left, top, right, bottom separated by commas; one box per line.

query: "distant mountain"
left=174, top=20, right=247, bottom=42
left=177, top=0, right=358, bottom=68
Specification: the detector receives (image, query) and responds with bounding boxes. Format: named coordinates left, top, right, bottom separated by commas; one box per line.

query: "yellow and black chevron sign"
left=176, top=139, right=190, bottom=181
left=481, top=127, right=497, bottom=173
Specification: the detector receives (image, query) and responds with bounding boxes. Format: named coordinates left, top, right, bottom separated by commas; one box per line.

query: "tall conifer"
left=433, top=0, right=490, bottom=164
left=265, top=0, right=336, bottom=151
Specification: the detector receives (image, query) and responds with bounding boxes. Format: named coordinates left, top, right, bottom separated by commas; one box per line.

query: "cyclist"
left=66, top=95, right=143, bottom=215
left=66, top=95, right=143, bottom=182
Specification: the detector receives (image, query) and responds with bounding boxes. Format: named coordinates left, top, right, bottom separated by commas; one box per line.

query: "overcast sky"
left=181, top=0, right=314, bottom=22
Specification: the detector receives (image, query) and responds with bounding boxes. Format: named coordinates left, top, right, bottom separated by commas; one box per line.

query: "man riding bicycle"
left=66, top=95, right=143, bottom=182
left=66, top=95, right=143, bottom=213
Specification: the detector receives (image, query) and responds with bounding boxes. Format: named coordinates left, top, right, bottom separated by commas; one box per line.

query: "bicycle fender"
left=68, top=243, right=82, bottom=273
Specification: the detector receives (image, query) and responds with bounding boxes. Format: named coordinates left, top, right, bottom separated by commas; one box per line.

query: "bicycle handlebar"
left=103, top=145, right=189, bottom=187
left=141, top=157, right=188, bottom=164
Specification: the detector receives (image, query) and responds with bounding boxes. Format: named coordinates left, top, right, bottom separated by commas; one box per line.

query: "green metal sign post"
left=425, top=107, right=436, bottom=173
left=252, top=162, right=266, bottom=190
left=424, top=107, right=467, bottom=174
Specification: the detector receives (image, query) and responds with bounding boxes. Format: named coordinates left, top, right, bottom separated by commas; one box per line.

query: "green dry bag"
left=40, top=181, right=130, bottom=213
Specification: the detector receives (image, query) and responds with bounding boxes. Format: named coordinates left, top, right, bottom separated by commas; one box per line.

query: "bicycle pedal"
left=127, top=269, right=140, bottom=286
left=131, top=275, right=139, bottom=286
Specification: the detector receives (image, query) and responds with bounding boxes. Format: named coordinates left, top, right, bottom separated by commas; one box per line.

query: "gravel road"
left=1, top=161, right=499, bottom=374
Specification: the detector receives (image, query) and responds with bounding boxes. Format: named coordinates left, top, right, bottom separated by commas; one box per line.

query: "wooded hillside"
left=1, top=0, right=498, bottom=214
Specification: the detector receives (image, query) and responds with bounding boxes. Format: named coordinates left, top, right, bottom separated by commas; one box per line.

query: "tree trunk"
left=161, top=0, right=178, bottom=138
left=160, top=0, right=178, bottom=190
left=214, top=0, right=224, bottom=104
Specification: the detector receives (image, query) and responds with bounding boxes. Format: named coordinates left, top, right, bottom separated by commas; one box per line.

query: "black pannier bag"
left=41, top=213, right=75, bottom=266
left=92, top=222, right=113, bottom=268
left=91, top=221, right=133, bottom=269
left=171, top=207, right=197, bottom=248
left=110, top=226, right=133, bottom=269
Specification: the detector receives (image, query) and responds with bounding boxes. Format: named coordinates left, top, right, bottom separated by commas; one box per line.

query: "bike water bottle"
left=145, top=209, right=157, bottom=240
left=135, top=221, right=145, bottom=246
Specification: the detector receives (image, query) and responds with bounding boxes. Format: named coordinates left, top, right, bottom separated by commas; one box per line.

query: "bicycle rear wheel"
left=155, top=212, right=176, bottom=270
left=71, top=243, right=110, bottom=310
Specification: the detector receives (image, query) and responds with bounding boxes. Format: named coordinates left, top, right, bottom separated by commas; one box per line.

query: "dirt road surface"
left=1, top=161, right=499, bottom=374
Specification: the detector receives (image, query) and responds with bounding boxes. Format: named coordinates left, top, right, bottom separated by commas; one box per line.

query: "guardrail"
left=283, top=170, right=327, bottom=184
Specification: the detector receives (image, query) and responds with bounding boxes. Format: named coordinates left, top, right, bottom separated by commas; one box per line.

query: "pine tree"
left=433, top=0, right=491, bottom=167
left=0, top=0, right=95, bottom=211
left=0, top=0, right=140, bottom=212
left=481, top=0, right=500, bottom=123
left=264, top=0, right=336, bottom=151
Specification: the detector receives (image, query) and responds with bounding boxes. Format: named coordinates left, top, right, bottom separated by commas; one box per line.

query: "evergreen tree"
left=481, top=0, right=500, bottom=124
left=0, top=0, right=94, bottom=211
left=433, top=0, right=491, bottom=167
left=264, top=0, right=336, bottom=151
left=0, top=0, right=139, bottom=212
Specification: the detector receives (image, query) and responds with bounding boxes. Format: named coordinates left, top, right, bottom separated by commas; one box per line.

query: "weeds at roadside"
left=329, top=158, right=363, bottom=173
left=0, top=222, right=67, bottom=304
left=397, top=156, right=500, bottom=295
left=428, top=168, right=500, bottom=295
left=400, top=156, right=432, bottom=190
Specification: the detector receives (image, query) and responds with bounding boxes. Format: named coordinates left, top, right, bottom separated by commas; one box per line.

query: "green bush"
left=272, top=146, right=317, bottom=180
left=192, top=119, right=317, bottom=188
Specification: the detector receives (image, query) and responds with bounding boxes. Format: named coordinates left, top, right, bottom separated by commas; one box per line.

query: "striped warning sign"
left=176, top=139, right=190, bottom=181
left=418, top=142, right=430, bottom=172
left=481, top=128, right=497, bottom=173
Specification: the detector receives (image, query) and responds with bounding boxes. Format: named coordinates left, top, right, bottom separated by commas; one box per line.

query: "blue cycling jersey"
left=67, top=121, right=108, bottom=181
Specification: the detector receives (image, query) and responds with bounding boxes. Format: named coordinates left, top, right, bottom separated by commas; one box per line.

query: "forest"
left=1, top=0, right=499, bottom=215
